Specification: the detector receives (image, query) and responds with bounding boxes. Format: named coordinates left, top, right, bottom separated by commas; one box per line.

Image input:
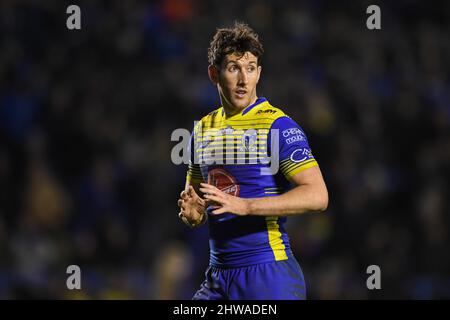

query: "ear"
left=256, top=65, right=262, bottom=84
left=208, top=65, right=219, bottom=85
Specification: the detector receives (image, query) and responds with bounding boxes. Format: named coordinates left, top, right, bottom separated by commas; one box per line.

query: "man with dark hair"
left=178, top=22, right=328, bottom=300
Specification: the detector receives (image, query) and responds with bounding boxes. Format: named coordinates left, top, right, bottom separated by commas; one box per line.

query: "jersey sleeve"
left=186, top=128, right=204, bottom=184
left=269, top=116, right=318, bottom=180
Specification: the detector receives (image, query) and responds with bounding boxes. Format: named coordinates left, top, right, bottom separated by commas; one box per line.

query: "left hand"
left=177, top=186, right=206, bottom=227
left=199, top=183, right=250, bottom=216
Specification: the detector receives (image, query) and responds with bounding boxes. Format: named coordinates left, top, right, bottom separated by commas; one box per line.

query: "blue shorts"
left=192, top=258, right=306, bottom=300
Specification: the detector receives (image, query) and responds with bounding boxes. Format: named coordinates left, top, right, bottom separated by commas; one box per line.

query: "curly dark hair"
left=207, top=22, right=264, bottom=68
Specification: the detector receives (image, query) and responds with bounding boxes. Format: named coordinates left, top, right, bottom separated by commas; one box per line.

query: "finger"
left=181, top=216, right=193, bottom=227
left=204, top=194, right=224, bottom=204
left=212, top=207, right=227, bottom=215
left=178, top=199, right=187, bottom=209
left=180, top=190, right=188, bottom=200
left=201, top=182, right=220, bottom=189
left=200, top=183, right=218, bottom=191
left=200, top=186, right=224, bottom=197
left=178, top=211, right=184, bottom=219
left=196, top=197, right=205, bottom=206
left=204, top=185, right=226, bottom=198
left=199, top=187, right=217, bottom=195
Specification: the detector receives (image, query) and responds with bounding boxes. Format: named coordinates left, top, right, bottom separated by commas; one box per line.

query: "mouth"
left=235, top=89, right=247, bottom=99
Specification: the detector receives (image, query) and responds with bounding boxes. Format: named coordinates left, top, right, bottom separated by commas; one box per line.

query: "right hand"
left=178, top=185, right=206, bottom=227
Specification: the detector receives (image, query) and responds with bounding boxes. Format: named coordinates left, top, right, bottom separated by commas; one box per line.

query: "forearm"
left=246, top=184, right=328, bottom=217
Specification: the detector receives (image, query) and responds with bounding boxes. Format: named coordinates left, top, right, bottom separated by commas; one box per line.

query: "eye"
left=229, top=65, right=238, bottom=72
left=247, top=66, right=256, bottom=72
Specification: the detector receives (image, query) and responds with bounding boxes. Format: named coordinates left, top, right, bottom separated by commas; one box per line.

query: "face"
left=209, top=51, right=262, bottom=111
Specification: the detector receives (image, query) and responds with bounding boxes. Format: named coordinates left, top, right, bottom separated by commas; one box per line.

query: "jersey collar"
left=221, top=97, right=267, bottom=117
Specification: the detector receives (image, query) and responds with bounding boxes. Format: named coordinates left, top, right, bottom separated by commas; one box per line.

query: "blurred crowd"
left=0, top=0, right=449, bottom=299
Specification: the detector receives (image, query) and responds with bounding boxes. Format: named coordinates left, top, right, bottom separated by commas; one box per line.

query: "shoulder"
left=204, top=107, right=222, bottom=119
left=249, top=101, right=303, bottom=130
left=255, top=102, right=309, bottom=139
left=250, top=100, right=286, bottom=119
left=256, top=101, right=306, bottom=129
left=242, top=100, right=289, bottom=130
left=195, top=106, right=223, bottom=130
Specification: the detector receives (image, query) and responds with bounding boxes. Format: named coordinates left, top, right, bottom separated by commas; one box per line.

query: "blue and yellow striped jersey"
left=187, top=97, right=318, bottom=267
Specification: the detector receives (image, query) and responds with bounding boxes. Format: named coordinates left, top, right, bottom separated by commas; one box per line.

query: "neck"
left=220, top=94, right=258, bottom=117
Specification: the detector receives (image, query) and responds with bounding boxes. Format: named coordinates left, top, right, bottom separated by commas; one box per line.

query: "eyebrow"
left=226, top=60, right=258, bottom=66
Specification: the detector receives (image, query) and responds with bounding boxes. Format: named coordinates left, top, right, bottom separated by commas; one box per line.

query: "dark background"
left=0, top=0, right=449, bottom=299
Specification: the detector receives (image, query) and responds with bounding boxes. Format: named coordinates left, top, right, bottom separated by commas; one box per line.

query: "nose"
left=238, top=69, right=248, bottom=85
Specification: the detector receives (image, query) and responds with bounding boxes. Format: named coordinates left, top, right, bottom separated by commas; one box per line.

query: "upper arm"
left=269, top=116, right=318, bottom=180
left=289, top=165, right=329, bottom=211
left=289, top=164, right=327, bottom=189
left=186, top=128, right=204, bottom=194
left=270, top=116, right=328, bottom=208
